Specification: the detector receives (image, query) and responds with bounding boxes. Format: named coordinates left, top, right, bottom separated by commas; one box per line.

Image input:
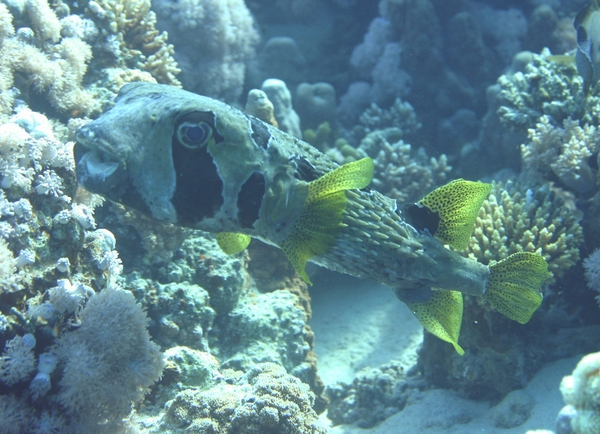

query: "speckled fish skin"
left=75, top=83, right=489, bottom=301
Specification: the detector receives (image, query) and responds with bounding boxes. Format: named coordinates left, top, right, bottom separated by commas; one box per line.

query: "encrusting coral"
left=464, top=181, right=583, bottom=283
left=163, top=362, right=326, bottom=434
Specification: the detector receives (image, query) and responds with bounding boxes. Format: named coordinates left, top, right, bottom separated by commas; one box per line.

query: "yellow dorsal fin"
left=408, top=289, right=465, bottom=355
left=216, top=232, right=251, bottom=254
left=281, top=158, right=374, bottom=284
left=418, top=179, right=491, bottom=250
left=484, top=252, right=549, bottom=324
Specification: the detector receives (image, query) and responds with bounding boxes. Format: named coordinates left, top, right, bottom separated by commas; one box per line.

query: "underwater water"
left=1, top=0, right=600, bottom=433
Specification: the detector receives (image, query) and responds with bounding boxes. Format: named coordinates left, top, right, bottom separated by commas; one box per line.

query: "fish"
left=74, top=83, right=549, bottom=355
left=575, top=0, right=600, bottom=92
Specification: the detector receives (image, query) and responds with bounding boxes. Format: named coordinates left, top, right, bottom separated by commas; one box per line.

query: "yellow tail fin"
left=484, top=252, right=549, bottom=324
left=281, top=158, right=374, bottom=284
left=418, top=179, right=491, bottom=250
left=216, top=232, right=251, bottom=254
left=409, top=289, right=465, bottom=355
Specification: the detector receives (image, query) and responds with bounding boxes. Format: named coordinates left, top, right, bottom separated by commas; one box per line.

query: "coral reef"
left=357, top=127, right=451, bottom=203
left=559, top=352, right=600, bottom=434
left=262, top=78, right=302, bottom=138
left=351, top=97, right=422, bottom=144
left=56, top=285, right=164, bottom=431
left=153, top=0, right=259, bottom=102
left=0, top=0, right=598, bottom=431
left=465, top=181, right=583, bottom=284
left=496, top=50, right=588, bottom=133
left=326, top=361, right=409, bottom=428
left=0, top=0, right=180, bottom=123
left=295, top=82, right=337, bottom=130
left=217, top=290, right=311, bottom=375
left=521, top=115, right=600, bottom=193
left=584, top=249, right=600, bottom=306
left=162, top=363, right=326, bottom=434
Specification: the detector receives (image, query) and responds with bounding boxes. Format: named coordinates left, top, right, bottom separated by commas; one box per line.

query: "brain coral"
left=464, top=181, right=583, bottom=284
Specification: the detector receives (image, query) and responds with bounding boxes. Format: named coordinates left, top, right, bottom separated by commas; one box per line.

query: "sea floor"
left=309, top=271, right=578, bottom=434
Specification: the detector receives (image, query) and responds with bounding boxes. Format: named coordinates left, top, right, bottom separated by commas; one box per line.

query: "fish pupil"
left=177, top=121, right=212, bottom=149
left=187, top=125, right=205, bottom=141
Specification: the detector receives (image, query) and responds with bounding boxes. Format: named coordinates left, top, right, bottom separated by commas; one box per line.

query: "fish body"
left=575, top=0, right=600, bottom=92
left=75, top=83, right=549, bottom=354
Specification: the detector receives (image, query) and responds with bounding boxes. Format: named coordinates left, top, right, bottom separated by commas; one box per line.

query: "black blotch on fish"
left=249, top=116, right=271, bottom=149
left=290, top=155, right=321, bottom=182
left=404, top=203, right=440, bottom=236
left=171, top=112, right=224, bottom=225
left=237, top=172, right=266, bottom=228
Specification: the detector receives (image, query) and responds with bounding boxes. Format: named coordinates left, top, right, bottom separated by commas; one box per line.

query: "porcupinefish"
left=575, top=0, right=600, bottom=92
left=74, top=83, right=549, bottom=355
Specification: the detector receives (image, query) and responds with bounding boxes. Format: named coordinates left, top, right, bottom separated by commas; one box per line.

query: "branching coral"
left=521, top=115, right=600, bottom=193
left=496, top=50, right=589, bottom=132
left=0, top=32, right=95, bottom=118
left=358, top=127, right=451, bottom=203
left=464, top=181, right=583, bottom=283
left=0, top=0, right=181, bottom=121
left=352, top=97, right=422, bottom=144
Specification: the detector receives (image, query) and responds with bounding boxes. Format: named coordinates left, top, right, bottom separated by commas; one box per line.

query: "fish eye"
left=177, top=121, right=213, bottom=149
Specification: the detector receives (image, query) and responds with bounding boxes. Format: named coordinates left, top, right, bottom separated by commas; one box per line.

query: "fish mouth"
left=78, top=148, right=120, bottom=181
left=74, top=130, right=128, bottom=200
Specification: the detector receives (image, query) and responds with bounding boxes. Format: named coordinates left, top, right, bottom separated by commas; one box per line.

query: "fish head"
left=75, top=83, right=274, bottom=230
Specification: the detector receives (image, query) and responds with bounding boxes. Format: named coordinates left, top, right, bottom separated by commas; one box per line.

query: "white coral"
left=34, top=170, right=69, bottom=202
left=49, top=279, right=93, bottom=314
left=0, top=334, right=37, bottom=386
left=522, top=116, right=600, bottom=193
left=0, top=238, right=16, bottom=288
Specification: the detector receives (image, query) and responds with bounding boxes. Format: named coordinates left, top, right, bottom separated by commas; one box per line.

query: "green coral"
left=464, top=181, right=583, bottom=283
left=302, top=121, right=332, bottom=152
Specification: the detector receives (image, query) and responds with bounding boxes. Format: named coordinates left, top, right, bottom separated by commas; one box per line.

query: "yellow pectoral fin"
left=409, top=289, right=465, bottom=355
left=280, top=158, right=374, bottom=284
left=418, top=179, right=491, bottom=250
left=215, top=232, right=251, bottom=255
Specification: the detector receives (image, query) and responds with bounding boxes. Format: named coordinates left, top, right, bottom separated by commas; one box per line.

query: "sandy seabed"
left=309, top=271, right=577, bottom=434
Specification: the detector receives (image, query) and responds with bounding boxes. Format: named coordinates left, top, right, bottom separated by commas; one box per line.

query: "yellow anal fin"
left=409, top=289, right=465, bottom=355
left=484, top=252, right=549, bottom=324
left=418, top=179, right=491, bottom=250
left=216, top=232, right=251, bottom=255
left=281, top=158, right=374, bottom=284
